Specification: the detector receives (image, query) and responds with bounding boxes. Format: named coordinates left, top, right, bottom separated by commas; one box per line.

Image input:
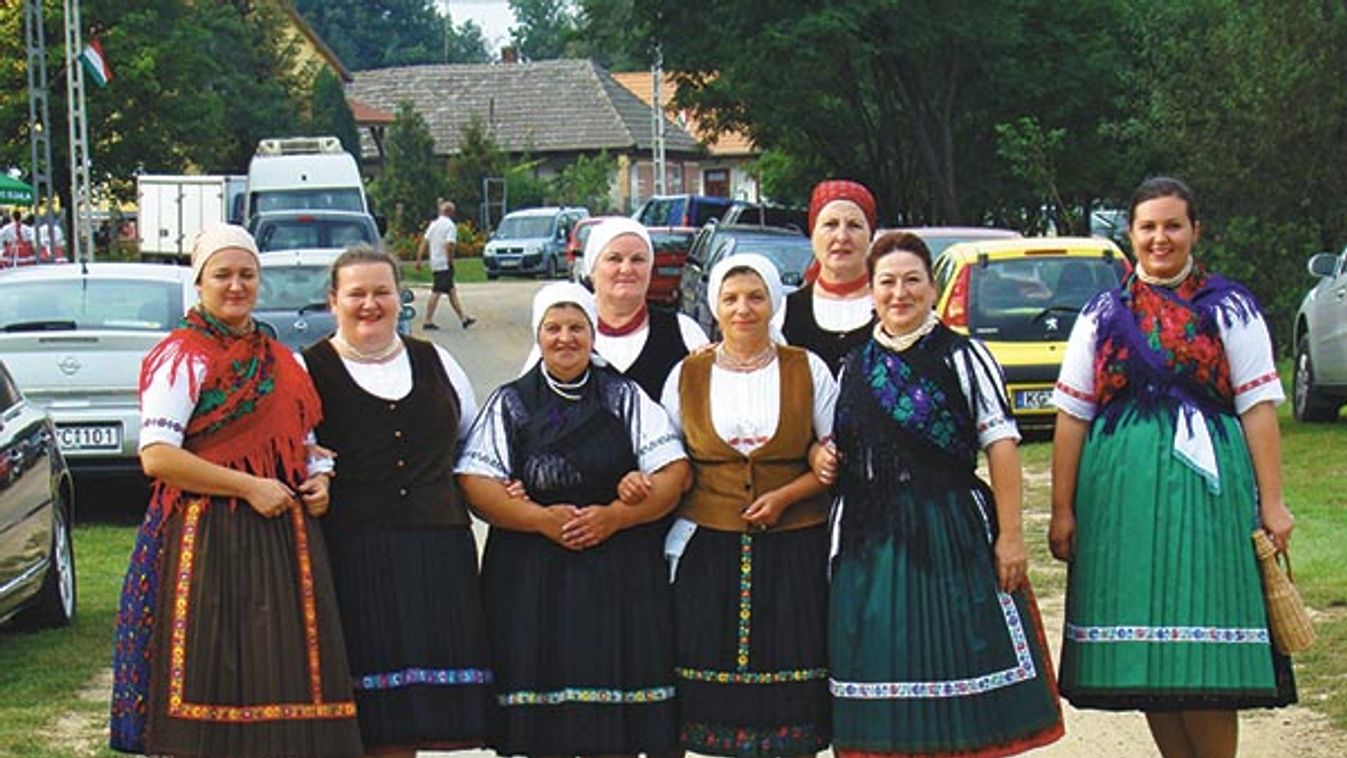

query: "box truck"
left=136, top=174, right=246, bottom=262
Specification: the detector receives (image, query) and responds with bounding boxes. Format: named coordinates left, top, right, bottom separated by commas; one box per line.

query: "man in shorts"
left=416, top=200, right=475, bottom=330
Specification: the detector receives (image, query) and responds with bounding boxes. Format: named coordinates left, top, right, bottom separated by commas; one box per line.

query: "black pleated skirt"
left=481, top=520, right=677, bottom=756
left=672, top=523, right=831, bottom=757
left=324, top=525, right=493, bottom=752
left=145, top=498, right=362, bottom=758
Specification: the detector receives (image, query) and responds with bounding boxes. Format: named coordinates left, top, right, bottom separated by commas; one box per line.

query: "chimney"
left=500, top=46, right=519, bottom=64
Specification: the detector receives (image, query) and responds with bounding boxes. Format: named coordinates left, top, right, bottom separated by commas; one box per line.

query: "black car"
left=0, top=359, right=76, bottom=629
left=677, top=223, right=814, bottom=337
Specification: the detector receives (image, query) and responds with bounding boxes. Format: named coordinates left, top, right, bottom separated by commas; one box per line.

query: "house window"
left=704, top=169, right=730, bottom=197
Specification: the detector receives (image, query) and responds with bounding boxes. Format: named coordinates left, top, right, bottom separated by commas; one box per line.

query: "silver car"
left=0, top=263, right=197, bottom=476
left=1292, top=248, right=1347, bottom=421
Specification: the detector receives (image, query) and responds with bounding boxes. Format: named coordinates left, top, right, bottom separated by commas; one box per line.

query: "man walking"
left=415, top=200, right=475, bottom=330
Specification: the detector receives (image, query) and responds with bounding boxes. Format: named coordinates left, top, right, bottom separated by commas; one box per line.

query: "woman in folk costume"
left=110, top=225, right=361, bottom=757
left=1050, top=177, right=1296, bottom=757
left=525, top=216, right=709, bottom=400
left=302, top=246, right=491, bottom=756
left=780, top=179, right=879, bottom=375
left=456, top=282, right=691, bottom=757
left=660, top=253, right=839, bottom=757
left=827, top=231, right=1063, bottom=758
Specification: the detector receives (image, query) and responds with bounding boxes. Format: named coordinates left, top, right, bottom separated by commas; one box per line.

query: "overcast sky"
left=445, top=0, right=517, bottom=52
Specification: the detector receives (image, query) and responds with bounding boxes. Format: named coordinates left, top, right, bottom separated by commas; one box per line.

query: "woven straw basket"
left=1251, top=529, right=1316, bottom=655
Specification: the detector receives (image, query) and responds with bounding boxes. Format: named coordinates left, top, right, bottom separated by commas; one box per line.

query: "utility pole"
left=651, top=46, right=666, bottom=197
left=62, top=0, right=95, bottom=262
left=24, top=0, right=59, bottom=255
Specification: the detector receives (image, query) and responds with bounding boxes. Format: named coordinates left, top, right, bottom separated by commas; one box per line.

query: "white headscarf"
left=707, top=253, right=784, bottom=324
left=581, top=217, right=652, bottom=280
left=530, top=281, right=599, bottom=337
left=191, top=224, right=260, bottom=283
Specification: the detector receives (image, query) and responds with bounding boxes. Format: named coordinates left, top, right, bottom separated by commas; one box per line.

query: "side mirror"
left=374, top=215, right=388, bottom=235
left=1308, top=252, right=1338, bottom=278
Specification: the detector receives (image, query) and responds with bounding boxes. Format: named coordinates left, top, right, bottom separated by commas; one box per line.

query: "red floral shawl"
left=138, top=307, right=322, bottom=513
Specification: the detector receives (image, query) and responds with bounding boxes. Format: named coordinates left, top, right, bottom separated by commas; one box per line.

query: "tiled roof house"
left=347, top=59, right=713, bottom=211
left=610, top=72, right=761, bottom=203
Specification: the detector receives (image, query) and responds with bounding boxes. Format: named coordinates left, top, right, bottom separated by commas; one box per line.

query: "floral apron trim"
left=354, top=666, right=494, bottom=691
left=167, top=498, right=355, bottom=722
left=830, top=592, right=1037, bottom=700
left=1064, top=623, right=1269, bottom=644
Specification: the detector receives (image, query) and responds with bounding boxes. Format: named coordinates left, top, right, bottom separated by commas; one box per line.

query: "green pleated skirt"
left=1059, top=404, right=1296, bottom=710
left=829, top=486, right=1063, bottom=757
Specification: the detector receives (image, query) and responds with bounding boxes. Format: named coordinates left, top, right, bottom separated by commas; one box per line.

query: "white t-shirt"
left=423, top=215, right=458, bottom=271
left=660, top=350, right=838, bottom=455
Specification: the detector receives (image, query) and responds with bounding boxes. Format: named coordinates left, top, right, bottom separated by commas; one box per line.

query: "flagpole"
left=62, top=0, right=94, bottom=262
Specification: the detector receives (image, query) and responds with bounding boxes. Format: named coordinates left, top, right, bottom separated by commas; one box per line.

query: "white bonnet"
left=581, top=217, right=652, bottom=280
left=707, top=253, right=784, bottom=323
left=530, top=281, right=598, bottom=337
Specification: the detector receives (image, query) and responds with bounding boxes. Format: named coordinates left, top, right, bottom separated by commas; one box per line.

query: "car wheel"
left=486, top=272, right=499, bottom=281
left=545, top=255, right=559, bottom=280
left=1293, top=335, right=1341, bottom=422
left=18, top=493, right=76, bottom=629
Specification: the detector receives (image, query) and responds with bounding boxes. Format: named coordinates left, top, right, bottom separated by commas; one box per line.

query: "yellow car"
left=932, top=237, right=1130, bottom=428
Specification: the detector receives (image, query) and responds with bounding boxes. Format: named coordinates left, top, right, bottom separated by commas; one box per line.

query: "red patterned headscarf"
left=808, top=179, right=877, bottom=235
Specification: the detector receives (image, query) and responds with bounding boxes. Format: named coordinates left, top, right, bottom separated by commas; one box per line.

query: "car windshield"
left=257, top=265, right=331, bottom=312
left=728, top=237, right=815, bottom=285
left=254, top=189, right=364, bottom=214
left=651, top=230, right=695, bottom=253
left=969, top=256, right=1126, bottom=340
left=255, top=219, right=374, bottom=252
left=496, top=216, right=554, bottom=240
left=0, top=278, right=184, bottom=332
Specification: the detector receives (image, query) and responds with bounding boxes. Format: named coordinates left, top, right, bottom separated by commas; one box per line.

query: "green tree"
left=1108, top=0, right=1347, bottom=350
left=307, top=69, right=361, bottom=164
left=648, top=0, right=1132, bottom=225
left=445, top=114, right=504, bottom=228
left=550, top=151, right=613, bottom=211
left=508, top=0, right=578, bottom=61
left=371, top=101, right=442, bottom=237
left=294, top=0, right=490, bottom=69
left=1, top=0, right=305, bottom=209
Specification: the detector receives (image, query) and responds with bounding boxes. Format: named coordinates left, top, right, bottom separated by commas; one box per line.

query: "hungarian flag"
left=80, top=37, right=113, bottom=87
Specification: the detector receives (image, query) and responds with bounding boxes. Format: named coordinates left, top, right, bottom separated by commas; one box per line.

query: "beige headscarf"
left=190, top=224, right=260, bottom=283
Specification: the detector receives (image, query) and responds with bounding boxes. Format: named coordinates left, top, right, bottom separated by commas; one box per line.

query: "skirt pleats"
left=829, top=488, right=1062, bottom=757
left=144, top=499, right=362, bottom=757
left=481, top=521, right=677, bottom=756
left=1060, top=407, right=1297, bottom=710
left=324, top=525, right=492, bottom=751
left=673, top=524, right=831, bottom=757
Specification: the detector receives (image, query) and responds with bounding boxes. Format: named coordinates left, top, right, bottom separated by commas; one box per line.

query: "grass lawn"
left=1, top=370, right=1344, bottom=755
left=399, top=256, right=486, bottom=285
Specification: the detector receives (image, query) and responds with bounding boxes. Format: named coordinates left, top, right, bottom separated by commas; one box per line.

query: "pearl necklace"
left=715, top=341, right=778, bottom=373
left=543, top=368, right=590, bottom=401
left=330, top=333, right=404, bottom=364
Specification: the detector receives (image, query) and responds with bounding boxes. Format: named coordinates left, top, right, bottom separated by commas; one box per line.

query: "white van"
left=244, top=137, right=367, bottom=222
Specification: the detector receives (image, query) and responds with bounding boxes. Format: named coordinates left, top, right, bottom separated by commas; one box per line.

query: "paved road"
left=410, top=279, right=545, bottom=397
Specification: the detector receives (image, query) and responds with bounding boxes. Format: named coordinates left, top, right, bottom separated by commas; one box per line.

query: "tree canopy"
left=294, top=0, right=490, bottom=69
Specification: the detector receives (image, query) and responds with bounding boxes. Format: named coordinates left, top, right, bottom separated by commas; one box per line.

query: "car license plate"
left=1013, top=388, right=1054, bottom=411
left=498, top=258, right=519, bottom=268
left=56, top=424, right=122, bottom=451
